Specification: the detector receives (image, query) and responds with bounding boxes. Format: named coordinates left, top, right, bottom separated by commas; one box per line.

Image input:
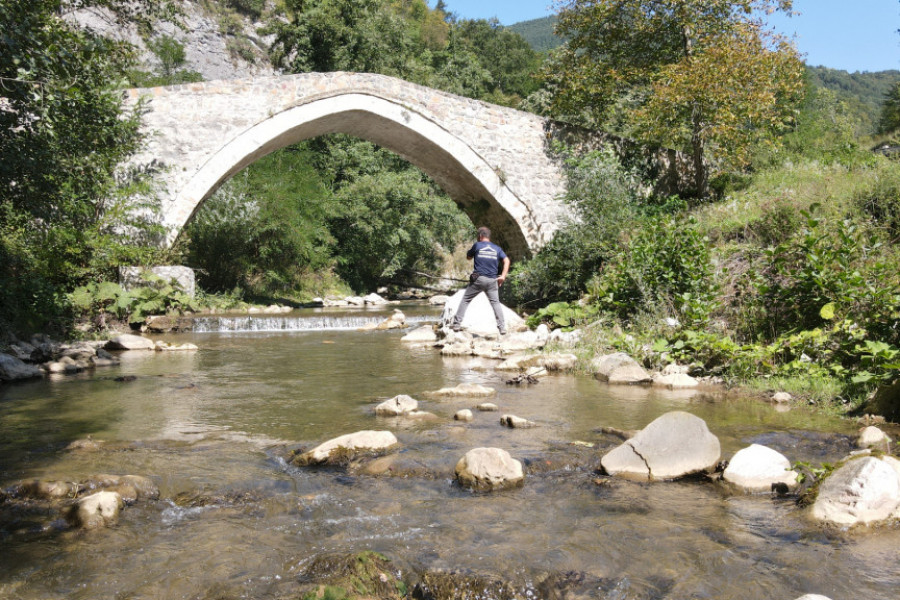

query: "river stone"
left=82, top=474, right=160, bottom=501
left=477, top=403, right=499, bottom=412
left=68, top=491, right=124, bottom=530
left=723, top=444, right=798, bottom=493
left=401, top=326, right=437, bottom=343
left=455, top=447, right=524, bottom=491
left=375, top=394, right=419, bottom=417
left=296, top=430, right=399, bottom=466
left=600, top=411, right=721, bottom=481
left=364, top=293, right=388, bottom=305
left=811, top=456, right=900, bottom=525
left=856, top=426, right=891, bottom=452
left=106, top=334, right=156, bottom=351
left=496, top=330, right=545, bottom=353
left=591, top=353, right=652, bottom=385
left=794, top=596, right=833, bottom=600
left=441, top=342, right=473, bottom=356
left=429, top=294, right=450, bottom=305
left=345, top=296, right=365, bottom=306
left=426, top=383, right=496, bottom=398
left=548, top=328, right=582, bottom=346
left=500, top=414, right=536, bottom=428
left=16, top=480, right=80, bottom=500
left=0, top=353, right=43, bottom=382
left=772, top=391, right=793, bottom=403
left=454, top=409, right=474, bottom=422
left=652, top=372, right=699, bottom=389
left=154, top=341, right=199, bottom=351
left=376, top=309, right=407, bottom=330
left=440, top=289, right=525, bottom=335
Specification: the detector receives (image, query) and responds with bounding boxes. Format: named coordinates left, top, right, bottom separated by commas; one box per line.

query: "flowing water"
left=0, top=305, right=898, bottom=600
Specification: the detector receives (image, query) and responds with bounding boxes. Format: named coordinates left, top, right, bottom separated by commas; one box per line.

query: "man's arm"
left=497, top=256, right=510, bottom=286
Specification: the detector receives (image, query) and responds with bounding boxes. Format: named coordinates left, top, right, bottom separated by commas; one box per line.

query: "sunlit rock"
left=440, top=289, right=525, bottom=336
left=455, top=447, right=524, bottom=491
left=106, top=334, right=156, bottom=351
left=772, top=391, right=793, bottom=403
left=154, top=341, right=198, bottom=351
left=376, top=310, right=407, bottom=330
left=294, top=430, right=399, bottom=466
left=500, top=414, right=536, bottom=428
left=652, top=372, right=699, bottom=389
left=723, top=444, right=798, bottom=493
left=857, top=426, right=891, bottom=452
left=591, top=353, right=652, bottom=385
left=67, top=491, right=124, bottom=530
left=364, top=293, right=388, bottom=305
left=401, top=326, right=437, bottom=343
left=428, top=294, right=450, bottom=305
left=601, top=411, right=721, bottom=481
left=82, top=474, right=160, bottom=502
left=375, top=395, right=419, bottom=417
left=477, top=403, right=499, bottom=412
left=811, top=456, right=900, bottom=525
left=454, top=409, right=474, bottom=422
left=425, top=383, right=496, bottom=398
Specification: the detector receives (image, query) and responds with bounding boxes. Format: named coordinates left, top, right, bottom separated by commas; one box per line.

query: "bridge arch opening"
left=169, top=92, right=536, bottom=260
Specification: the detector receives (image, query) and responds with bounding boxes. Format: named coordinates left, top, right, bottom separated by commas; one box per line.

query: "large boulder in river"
left=455, top=447, right=524, bottom=491
left=723, top=444, right=798, bottom=493
left=591, top=353, right=652, bottom=385
left=105, top=334, right=155, bottom=351
left=67, top=491, right=124, bottom=530
left=375, top=395, right=419, bottom=417
left=811, top=456, right=900, bottom=525
left=0, top=353, right=43, bottom=382
left=440, top=289, right=525, bottom=335
left=601, top=411, right=721, bottom=481
left=294, top=430, right=398, bottom=466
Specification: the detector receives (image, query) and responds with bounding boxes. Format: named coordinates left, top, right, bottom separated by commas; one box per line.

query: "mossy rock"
left=411, top=572, right=518, bottom=600
left=297, top=551, right=407, bottom=600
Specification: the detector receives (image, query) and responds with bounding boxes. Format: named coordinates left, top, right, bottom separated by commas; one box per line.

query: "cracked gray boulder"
left=600, top=411, right=721, bottom=481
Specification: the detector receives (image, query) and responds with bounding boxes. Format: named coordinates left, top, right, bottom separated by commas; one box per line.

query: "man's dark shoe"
left=451, top=323, right=463, bottom=332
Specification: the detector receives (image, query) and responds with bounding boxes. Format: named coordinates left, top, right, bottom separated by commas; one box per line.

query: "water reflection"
left=0, top=321, right=896, bottom=600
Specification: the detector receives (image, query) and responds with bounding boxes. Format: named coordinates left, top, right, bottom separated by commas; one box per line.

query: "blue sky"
left=439, top=0, right=900, bottom=73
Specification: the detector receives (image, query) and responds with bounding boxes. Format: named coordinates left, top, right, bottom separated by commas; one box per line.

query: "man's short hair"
left=477, top=226, right=491, bottom=239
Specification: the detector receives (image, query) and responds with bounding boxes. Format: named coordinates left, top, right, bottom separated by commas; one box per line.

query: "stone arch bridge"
left=127, top=72, right=689, bottom=260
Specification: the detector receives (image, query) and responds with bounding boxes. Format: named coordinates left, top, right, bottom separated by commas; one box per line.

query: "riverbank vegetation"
left=1, top=0, right=898, bottom=417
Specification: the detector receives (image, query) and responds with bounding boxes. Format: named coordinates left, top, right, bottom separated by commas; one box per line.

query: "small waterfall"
left=190, top=313, right=436, bottom=333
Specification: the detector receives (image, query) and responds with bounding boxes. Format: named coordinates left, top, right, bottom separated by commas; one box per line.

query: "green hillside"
left=806, top=66, right=900, bottom=135
left=507, top=15, right=560, bottom=53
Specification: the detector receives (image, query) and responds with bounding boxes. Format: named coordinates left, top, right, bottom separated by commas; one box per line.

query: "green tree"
left=880, top=81, right=900, bottom=134
left=0, top=0, right=174, bottom=334
left=548, top=0, right=804, bottom=196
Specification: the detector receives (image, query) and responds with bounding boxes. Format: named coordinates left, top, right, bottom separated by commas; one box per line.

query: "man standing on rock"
left=451, top=227, right=510, bottom=335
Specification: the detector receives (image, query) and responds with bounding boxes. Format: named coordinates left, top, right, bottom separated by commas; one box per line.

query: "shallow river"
left=1, top=306, right=898, bottom=600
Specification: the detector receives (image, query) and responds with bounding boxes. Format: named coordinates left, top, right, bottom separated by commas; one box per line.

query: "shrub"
left=588, top=215, right=718, bottom=325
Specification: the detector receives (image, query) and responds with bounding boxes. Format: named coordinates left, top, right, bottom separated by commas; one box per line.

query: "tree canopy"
left=547, top=0, right=804, bottom=196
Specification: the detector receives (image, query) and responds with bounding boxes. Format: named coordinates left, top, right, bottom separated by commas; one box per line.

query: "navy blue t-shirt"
left=467, top=241, right=507, bottom=277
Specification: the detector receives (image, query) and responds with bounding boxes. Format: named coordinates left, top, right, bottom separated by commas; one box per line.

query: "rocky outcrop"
left=591, top=353, right=652, bottom=385
left=496, top=352, right=577, bottom=372
left=375, top=395, right=419, bottom=417
left=455, top=447, right=524, bottom=491
left=293, top=430, right=399, bottom=466
left=601, top=411, right=721, bottom=481
left=811, top=456, right=900, bottom=525
left=722, top=444, right=798, bottom=493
